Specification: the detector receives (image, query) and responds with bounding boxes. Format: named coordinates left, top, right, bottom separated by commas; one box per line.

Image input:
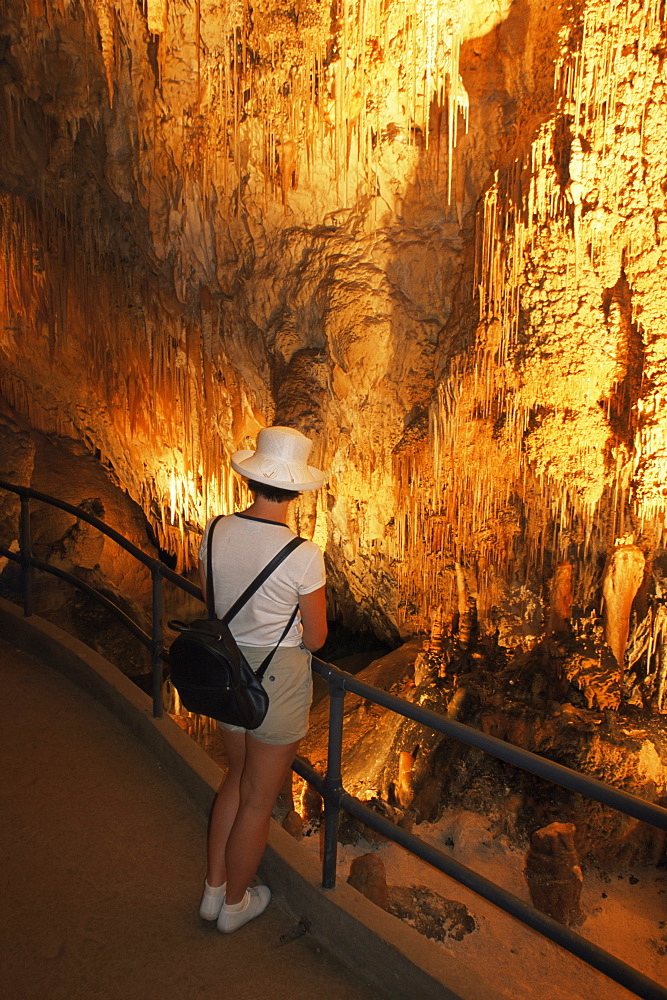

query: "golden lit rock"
left=0, top=0, right=666, bottom=678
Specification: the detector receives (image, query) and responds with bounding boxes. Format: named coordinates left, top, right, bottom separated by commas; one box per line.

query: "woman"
left=197, top=426, right=327, bottom=933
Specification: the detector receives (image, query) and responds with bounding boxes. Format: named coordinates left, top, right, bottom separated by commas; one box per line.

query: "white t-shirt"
left=198, top=512, right=326, bottom=647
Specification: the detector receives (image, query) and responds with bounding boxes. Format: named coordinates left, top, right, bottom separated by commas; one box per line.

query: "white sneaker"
left=216, top=885, right=271, bottom=933
left=199, top=881, right=226, bottom=921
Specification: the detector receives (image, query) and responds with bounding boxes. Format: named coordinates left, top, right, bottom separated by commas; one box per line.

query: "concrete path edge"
left=0, top=596, right=497, bottom=1000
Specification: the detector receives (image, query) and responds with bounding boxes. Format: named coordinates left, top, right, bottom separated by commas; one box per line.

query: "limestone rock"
left=603, top=545, right=646, bottom=672
left=300, top=784, right=323, bottom=824
left=1, top=0, right=665, bottom=656
left=346, top=850, right=476, bottom=943
left=524, top=822, right=583, bottom=927
left=387, top=884, right=476, bottom=943
left=281, top=810, right=303, bottom=841
left=347, top=853, right=388, bottom=910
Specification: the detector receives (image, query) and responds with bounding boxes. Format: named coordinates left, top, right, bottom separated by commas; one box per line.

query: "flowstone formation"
left=0, top=0, right=666, bottom=726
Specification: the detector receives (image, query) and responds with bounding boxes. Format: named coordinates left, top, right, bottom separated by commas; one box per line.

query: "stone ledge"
left=0, top=596, right=497, bottom=1000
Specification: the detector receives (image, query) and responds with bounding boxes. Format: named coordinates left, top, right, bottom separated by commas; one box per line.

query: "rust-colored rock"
left=300, top=784, right=323, bottom=824
left=281, top=810, right=303, bottom=841
left=387, top=884, right=476, bottom=943
left=524, top=822, right=583, bottom=927
left=347, top=853, right=388, bottom=910
left=549, top=562, right=573, bottom=634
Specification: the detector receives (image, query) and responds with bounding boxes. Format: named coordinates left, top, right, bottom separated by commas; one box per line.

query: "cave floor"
left=0, top=639, right=378, bottom=1000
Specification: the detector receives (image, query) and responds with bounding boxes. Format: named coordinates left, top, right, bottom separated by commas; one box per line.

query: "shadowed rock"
left=524, top=821, right=583, bottom=926
left=347, top=851, right=476, bottom=943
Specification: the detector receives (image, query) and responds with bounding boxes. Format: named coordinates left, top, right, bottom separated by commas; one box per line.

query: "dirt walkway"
left=0, top=638, right=377, bottom=1000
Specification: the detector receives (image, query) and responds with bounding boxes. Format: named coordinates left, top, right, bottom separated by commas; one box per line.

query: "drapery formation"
left=0, top=0, right=665, bottom=679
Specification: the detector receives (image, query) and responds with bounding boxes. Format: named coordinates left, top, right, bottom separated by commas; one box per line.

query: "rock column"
left=524, top=821, right=583, bottom=926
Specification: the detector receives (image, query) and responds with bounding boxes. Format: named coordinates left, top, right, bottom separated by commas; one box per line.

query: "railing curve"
left=0, top=477, right=200, bottom=715
left=1, top=479, right=666, bottom=1000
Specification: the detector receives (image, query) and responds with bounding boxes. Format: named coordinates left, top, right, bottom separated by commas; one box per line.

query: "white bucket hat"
left=231, top=426, right=326, bottom=491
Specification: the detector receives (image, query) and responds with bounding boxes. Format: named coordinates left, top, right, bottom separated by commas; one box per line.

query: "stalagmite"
left=396, top=750, right=415, bottom=809
left=300, top=784, right=323, bottom=824
left=524, top=822, right=583, bottom=927
left=602, top=543, right=646, bottom=671
left=548, top=562, right=574, bottom=633
left=455, top=562, right=469, bottom=618
left=347, top=853, right=389, bottom=910
left=282, top=810, right=304, bottom=840
left=458, top=596, right=477, bottom=651
left=428, top=604, right=446, bottom=655
left=454, top=564, right=477, bottom=650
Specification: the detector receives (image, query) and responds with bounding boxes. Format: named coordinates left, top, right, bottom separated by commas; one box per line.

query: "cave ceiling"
left=0, top=0, right=666, bottom=647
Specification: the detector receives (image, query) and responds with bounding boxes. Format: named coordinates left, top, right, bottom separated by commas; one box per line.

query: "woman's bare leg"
left=206, top=729, right=247, bottom=887
left=224, top=736, right=299, bottom=904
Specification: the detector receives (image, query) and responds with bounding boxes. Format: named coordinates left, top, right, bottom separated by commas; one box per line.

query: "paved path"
left=0, top=638, right=377, bottom=1000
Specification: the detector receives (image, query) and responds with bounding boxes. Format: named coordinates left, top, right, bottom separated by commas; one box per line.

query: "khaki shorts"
left=217, top=643, right=313, bottom=745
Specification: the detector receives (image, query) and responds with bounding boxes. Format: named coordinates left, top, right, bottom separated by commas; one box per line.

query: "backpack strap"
left=205, top=518, right=305, bottom=627
left=221, top=535, right=306, bottom=624
left=205, top=515, right=225, bottom=618
left=204, top=519, right=307, bottom=678
left=255, top=604, right=300, bottom=681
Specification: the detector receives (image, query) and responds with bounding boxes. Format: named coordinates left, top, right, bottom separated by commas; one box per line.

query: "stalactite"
left=172, top=0, right=471, bottom=211
left=416, top=0, right=667, bottom=656
left=91, top=0, right=116, bottom=106
left=146, top=0, right=167, bottom=37
left=0, top=157, right=243, bottom=570
left=2, top=0, right=666, bottom=665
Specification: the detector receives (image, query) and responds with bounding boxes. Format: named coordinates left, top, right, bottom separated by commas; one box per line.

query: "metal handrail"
left=1, top=478, right=665, bottom=999
left=0, top=478, right=203, bottom=715
left=0, top=478, right=201, bottom=595
left=297, top=752, right=667, bottom=1000
left=0, top=546, right=153, bottom=647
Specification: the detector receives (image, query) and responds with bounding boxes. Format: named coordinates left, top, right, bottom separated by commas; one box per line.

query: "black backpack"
left=168, top=515, right=304, bottom=728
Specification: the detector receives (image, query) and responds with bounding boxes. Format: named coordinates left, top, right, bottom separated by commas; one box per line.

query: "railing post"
left=151, top=567, right=164, bottom=719
left=19, top=494, right=32, bottom=617
left=322, top=676, right=345, bottom=889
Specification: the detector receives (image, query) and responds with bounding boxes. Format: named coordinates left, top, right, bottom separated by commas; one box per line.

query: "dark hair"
left=247, top=481, right=301, bottom=503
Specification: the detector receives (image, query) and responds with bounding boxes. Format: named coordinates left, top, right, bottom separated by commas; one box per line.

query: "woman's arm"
left=198, top=561, right=206, bottom=601
left=298, top=586, right=328, bottom=651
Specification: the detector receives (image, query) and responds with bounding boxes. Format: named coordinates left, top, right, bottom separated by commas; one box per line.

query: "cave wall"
left=0, top=0, right=665, bottom=653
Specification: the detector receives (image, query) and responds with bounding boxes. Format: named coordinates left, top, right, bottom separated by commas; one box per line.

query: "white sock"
left=204, top=880, right=226, bottom=895
left=223, top=891, right=248, bottom=912
left=199, top=879, right=228, bottom=920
